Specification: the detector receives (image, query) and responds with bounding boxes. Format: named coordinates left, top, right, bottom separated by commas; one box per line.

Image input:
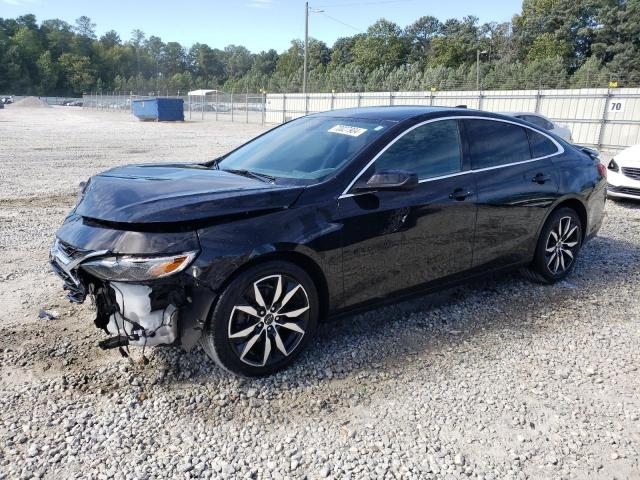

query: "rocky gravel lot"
left=0, top=107, right=639, bottom=480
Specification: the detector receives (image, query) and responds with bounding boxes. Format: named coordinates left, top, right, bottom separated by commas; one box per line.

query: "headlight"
left=608, top=158, right=619, bottom=172
left=81, top=251, right=198, bottom=281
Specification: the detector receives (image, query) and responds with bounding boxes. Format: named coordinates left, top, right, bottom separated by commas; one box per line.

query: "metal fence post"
left=245, top=92, right=249, bottom=123
left=357, top=92, right=362, bottom=108
left=389, top=91, right=393, bottom=106
left=231, top=90, right=234, bottom=123
left=215, top=91, right=219, bottom=121
left=282, top=93, right=287, bottom=124
left=534, top=89, right=542, bottom=113
left=597, top=88, right=612, bottom=149
left=305, top=94, right=309, bottom=116
left=330, top=92, right=334, bottom=111
left=262, top=92, right=266, bottom=126
left=478, top=91, right=484, bottom=110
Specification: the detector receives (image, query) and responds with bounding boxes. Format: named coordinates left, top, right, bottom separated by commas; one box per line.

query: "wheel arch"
left=538, top=196, right=589, bottom=242
left=211, top=250, right=331, bottom=322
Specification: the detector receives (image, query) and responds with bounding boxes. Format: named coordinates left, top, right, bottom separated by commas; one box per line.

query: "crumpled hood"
left=75, top=163, right=305, bottom=223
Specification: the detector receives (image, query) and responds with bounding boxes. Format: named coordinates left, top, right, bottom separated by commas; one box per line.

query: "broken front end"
left=49, top=215, right=215, bottom=353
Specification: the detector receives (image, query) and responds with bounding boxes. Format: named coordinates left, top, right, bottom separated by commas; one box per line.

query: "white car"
left=607, top=144, right=640, bottom=200
left=501, top=112, right=573, bottom=143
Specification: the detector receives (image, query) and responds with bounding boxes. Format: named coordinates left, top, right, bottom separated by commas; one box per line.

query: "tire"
left=522, top=207, right=583, bottom=284
left=201, top=260, right=318, bottom=377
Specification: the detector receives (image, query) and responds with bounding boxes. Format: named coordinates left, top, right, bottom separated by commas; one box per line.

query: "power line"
left=316, top=11, right=364, bottom=32
left=315, top=0, right=417, bottom=8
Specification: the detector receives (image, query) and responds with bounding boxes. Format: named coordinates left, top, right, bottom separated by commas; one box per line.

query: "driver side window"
left=374, top=119, right=462, bottom=180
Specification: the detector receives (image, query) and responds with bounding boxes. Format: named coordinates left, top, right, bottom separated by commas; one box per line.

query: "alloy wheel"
left=227, top=274, right=310, bottom=367
left=544, top=216, right=580, bottom=275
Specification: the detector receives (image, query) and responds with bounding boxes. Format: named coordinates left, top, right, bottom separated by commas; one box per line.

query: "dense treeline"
left=1, top=0, right=639, bottom=96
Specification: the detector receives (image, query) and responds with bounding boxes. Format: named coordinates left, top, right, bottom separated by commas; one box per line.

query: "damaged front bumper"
left=49, top=234, right=215, bottom=352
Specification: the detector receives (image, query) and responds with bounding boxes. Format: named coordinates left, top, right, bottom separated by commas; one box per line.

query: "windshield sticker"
left=328, top=125, right=368, bottom=137
left=374, top=125, right=384, bottom=131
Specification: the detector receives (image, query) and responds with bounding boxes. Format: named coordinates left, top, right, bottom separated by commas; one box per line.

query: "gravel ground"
left=0, top=107, right=639, bottom=480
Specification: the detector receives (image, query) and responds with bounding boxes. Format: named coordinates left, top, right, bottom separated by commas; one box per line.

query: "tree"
left=513, top=0, right=601, bottom=71
left=58, top=53, right=94, bottom=94
left=430, top=16, right=480, bottom=67
left=251, top=49, right=278, bottom=76
left=0, top=5, right=638, bottom=96
left=406, top=16, right=442, bottom=65
left=73, top=16, right=96, bottom=56
left=328, top=36, right=360, bottom=70
left=225, top=45, right=253, bottom=79
left=75, top=16, right=96, bottom=39
left=276, top=40, right=303, bottom=78
left=36, top=51, right=58, bottom=94
left=527, top=32, right=569, bottom=61
left=42, top=19, right=73, bottom=57
left=100, top=30, right=121, bottom=49
left=352, top=19, right=408, bottom=70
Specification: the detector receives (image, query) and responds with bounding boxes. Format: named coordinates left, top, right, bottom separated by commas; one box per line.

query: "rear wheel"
left=522, top=207, right=583, bottom=284
left=201, top=261, right=318, bottom=377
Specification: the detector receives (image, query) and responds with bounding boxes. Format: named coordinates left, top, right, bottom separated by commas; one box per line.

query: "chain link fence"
left=82, top=92, right=267, bottom=125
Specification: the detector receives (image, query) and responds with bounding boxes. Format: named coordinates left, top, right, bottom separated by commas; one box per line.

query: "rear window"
left=464, top=119, right=531, bottom=169
left=527, top=129, right=559, bottom=158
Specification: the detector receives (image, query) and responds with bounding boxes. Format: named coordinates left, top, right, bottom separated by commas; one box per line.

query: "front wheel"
left=522, top=207, right=583, bottom=284
left=201, top=261, right=318, bottom=377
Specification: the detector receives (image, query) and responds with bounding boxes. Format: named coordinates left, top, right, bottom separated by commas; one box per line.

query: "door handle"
left=449, top=188, right=473, bottom=201
left=532, top=173, right=551, bottom=184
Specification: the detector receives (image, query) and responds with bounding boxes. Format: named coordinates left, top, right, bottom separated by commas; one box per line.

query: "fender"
left=531, top=193, right=589, bottom=255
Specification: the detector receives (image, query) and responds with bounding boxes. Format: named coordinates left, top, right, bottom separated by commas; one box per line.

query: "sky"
left=1, top=0, right=523, bottom=52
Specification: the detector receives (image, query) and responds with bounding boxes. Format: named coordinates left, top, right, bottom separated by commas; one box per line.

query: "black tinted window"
left=375, top=120, right=462, bottom=180
left=464, top=119, right=531, bottom=169
left=527, top=129, right=558, bottom=158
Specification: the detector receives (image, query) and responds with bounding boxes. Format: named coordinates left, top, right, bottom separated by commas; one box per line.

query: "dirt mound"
left=10, top=96, right=51, bottom=108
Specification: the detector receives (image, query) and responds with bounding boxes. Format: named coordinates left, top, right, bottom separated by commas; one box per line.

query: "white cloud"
left=245, top=0, right=274, bottom=8
left=2, top=0, right=39, bottom=6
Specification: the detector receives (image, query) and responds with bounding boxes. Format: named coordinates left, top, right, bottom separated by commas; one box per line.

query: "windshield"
left=219, top=116, right=391, bottom=181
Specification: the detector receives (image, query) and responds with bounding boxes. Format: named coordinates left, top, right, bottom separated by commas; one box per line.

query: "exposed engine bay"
left=92, top=280, right=188, bottom=351
left=50, top=237, right=214, bottom=353
left=103, top=282, right=178, bottom=347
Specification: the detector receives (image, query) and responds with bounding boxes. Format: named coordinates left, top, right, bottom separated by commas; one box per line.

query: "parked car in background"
left=501, top=112, right=573, bottom=142
left=49, top=107, right=606, bottom=376
left=607, top=144, right=640, bottom=200
left=1, top=96, right=13, bottom=105
left=189, top=103, right=230, bottom=112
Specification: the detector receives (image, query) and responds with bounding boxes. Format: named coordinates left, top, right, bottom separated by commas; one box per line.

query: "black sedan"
left=50, top=107, right=607, bottom=376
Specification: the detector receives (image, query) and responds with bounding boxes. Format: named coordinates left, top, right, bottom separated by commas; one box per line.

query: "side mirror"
left=353, top=170, right=419, bottom=193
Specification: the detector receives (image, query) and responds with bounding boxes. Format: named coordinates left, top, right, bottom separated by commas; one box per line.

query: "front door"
left=339, top=118, right=477, bottom=307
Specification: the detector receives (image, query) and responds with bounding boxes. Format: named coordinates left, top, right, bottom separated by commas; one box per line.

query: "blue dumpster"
left=132, top=98, right=184, bottom=121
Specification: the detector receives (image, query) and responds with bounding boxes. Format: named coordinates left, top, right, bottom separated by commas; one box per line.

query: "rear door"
left=463, top=118, right=561, bottom=269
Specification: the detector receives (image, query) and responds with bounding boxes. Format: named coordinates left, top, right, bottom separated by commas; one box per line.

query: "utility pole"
left=303, top=1, right=309, bottom=95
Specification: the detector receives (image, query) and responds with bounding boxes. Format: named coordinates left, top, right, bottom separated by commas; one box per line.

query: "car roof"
left=310, top=106, right=501, bottom=122
left=499, top=112, right=547, bottom=118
